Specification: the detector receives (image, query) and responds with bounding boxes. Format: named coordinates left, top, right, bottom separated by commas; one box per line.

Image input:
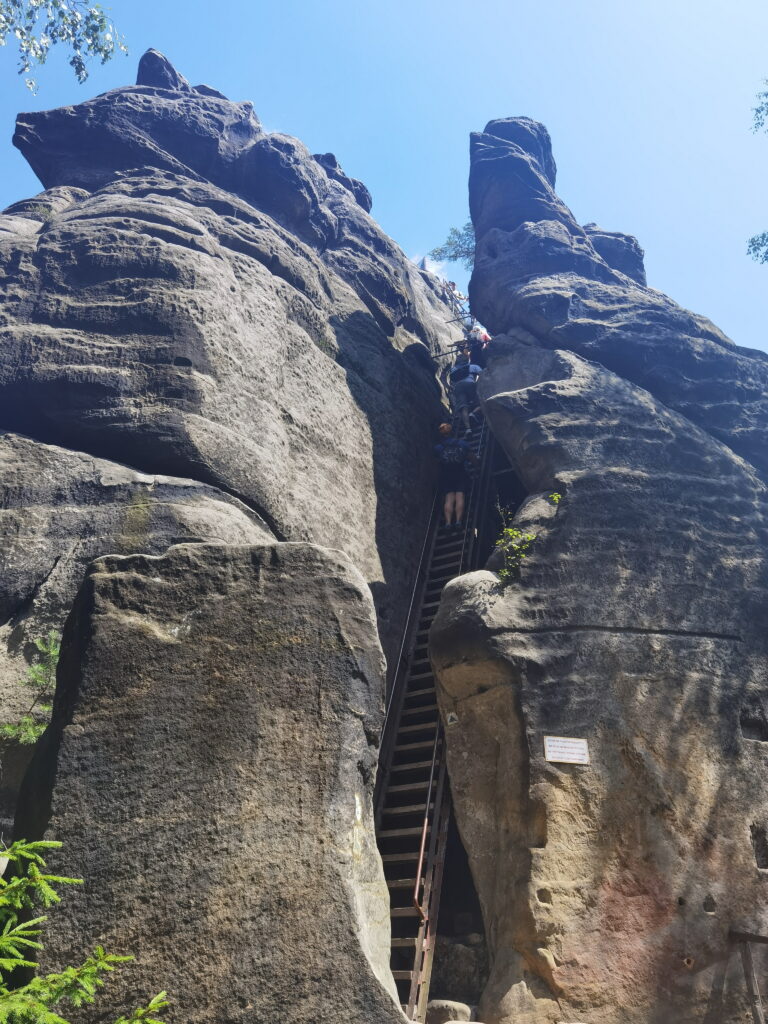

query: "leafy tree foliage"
left=0, top=0, right=126, bottom=91
left=1, top=632, right=60, bottom=745
left=429, top=220, right=475, bottom=270
left=748, top=82, right=768, bottom=262
left=747, top=232, right=768, bottom=264
left=0, top=838, right=168, bottom=1023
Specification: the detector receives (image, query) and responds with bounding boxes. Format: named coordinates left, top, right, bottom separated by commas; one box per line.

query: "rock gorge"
left=0, top=51, right=765, bottom=1024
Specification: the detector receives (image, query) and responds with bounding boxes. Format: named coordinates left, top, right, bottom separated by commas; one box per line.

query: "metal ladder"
left=732, top=930, right=767, bottom=1024
left=375, top=421, right=487, bottom=1020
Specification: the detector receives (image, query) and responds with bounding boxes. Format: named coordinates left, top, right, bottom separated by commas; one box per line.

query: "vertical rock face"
left=18, top=542, right=404, bottom=1024
left=430, top=121, right=768, bottom=1023
left=0, top=428, right=272, bottom=827
left=0, top=51, right=459, bottom=726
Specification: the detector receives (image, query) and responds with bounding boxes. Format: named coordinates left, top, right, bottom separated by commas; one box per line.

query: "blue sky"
left=1, top=0, right=766, bottom=350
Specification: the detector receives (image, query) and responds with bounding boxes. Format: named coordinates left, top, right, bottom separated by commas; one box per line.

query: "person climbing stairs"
left=375, top=422, right=486, bottom=1021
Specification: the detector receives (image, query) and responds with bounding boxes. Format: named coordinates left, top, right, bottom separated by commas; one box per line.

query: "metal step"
left=400, top=704, right=438, bottom=717
left=382, top=851, right=422, bottom=862
left=392, top=970, right=415, bottom=982
left=377, top=826, right=429, bottom=839
left=383, top=803, right=433, bottom=816
left=404, top=687, right=435, bottom=701
left=429, top=555, right=462, bottom=567
left=397, top=721, right=438, bottom=734
left=391, top=906, right=420, bottom=918
left=394, top=740, right=436, bottom=753
left=385, top=779, right=436, bottom=794
left=392, top=937, right=418, bottom=947
left=387, top=877, right=419, bottom=889
left=389, top=760, right=434, bottom=773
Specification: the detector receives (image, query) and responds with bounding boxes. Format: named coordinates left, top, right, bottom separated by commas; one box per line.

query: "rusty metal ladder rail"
left=375, top=420, right=488, bottom=1020
left=407, top=732, right=451, bottom=1020
left=731, top=931, right=768, bottom=1024
left=375, top=487, right=441, bottom=831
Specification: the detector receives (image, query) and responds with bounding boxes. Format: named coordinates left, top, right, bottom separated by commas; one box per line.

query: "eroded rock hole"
left=702, top=894, right=716, bottom=913
left=173, top=356, right=192, bottom=367
left=430, top=814, right=488, bottom=1006
left=750, top=823, right=768, bottom=869
left=740, top=700, right=768, bottom=741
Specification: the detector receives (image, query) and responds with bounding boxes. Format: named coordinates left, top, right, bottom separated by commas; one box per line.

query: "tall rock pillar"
left=17, top=542, right=405, bottom=1024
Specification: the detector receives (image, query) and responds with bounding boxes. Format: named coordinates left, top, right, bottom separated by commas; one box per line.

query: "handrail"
left=412, top=730, right=441, bottom=921
left=730, top=931, right=767, bottom=1024
left=382, top=487, right=439, bottom=733
left=732, top=930, right=768, bottom=945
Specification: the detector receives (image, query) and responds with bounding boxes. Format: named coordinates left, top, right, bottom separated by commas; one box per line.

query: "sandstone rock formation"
left=469, top=117, right=768, bottom=482
left=431, top=119, right=768, bottom=1023
left=0, top=430, right=271, bottom=827
left=17, top=542, right=405, bottom=1023
left=0, top=51, right=458, bottom=744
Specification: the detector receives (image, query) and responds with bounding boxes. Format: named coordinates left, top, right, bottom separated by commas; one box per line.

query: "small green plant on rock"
left=1, top=632, right=60, bottom=745
left=0, top=838, right=168, bottom=1024
left=495, top=505, right=536, bottom=582
left=548, top=492, right=562, bottom=504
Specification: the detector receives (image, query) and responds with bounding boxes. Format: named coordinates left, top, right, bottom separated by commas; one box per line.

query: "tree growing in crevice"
left=748, top=81, right=768, bottom=263
left=1, top=632, right=59, bottom=745
left=429, top=221, right=475, bottom=271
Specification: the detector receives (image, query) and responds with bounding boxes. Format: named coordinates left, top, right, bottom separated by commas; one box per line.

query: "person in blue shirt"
left=434, top=422, right=478, bottom=530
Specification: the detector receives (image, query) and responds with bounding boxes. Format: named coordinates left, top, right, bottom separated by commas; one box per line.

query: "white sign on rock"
left=544, top=735, right=590, bottom=765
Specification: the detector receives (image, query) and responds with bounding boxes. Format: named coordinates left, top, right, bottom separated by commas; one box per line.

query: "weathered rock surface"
left=432, top=336, right=768, bottom=1023
left=430, top=118, right=768, bottom=1024
left=0, top=431, right=270, bottom=825
left=430, top=934, right=489, bottom=1008
left=425, top=998, right=472, bottom=1023
left=582, top=223, right=646, bottom=286
left=0, top=51, right=459, bottom=716
left=469, top=116, right=768, bottom=480
left=17, top=542, right=405, bottom=1023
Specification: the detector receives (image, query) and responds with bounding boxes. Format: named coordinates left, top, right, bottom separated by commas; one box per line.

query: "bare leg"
left=455, top=491, right=466, bottom=524
left=443, top=492, right=456, bottom=526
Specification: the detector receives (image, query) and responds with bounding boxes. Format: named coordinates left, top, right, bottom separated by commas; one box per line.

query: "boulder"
left=430, top=934, right=489, bottom=1006
left=426, top=999, right=472, bottom=1023
left=431, top=339, right=768, bottom=1023
left=17, top=542, right=405, bottom=1023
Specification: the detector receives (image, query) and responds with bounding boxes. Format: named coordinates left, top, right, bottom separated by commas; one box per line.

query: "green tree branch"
left=429, top=220, right=475, bottom=271
left=0, top=1, right=127, bottom=91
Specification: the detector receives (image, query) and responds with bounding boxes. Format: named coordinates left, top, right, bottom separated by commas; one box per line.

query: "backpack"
left=439, top=440, right=468, bottom=465
left=449, top=362, right=471, bottom=384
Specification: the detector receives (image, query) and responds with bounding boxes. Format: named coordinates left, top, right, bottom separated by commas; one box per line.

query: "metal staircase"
left=374, top=421, right=487, bottom=1021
